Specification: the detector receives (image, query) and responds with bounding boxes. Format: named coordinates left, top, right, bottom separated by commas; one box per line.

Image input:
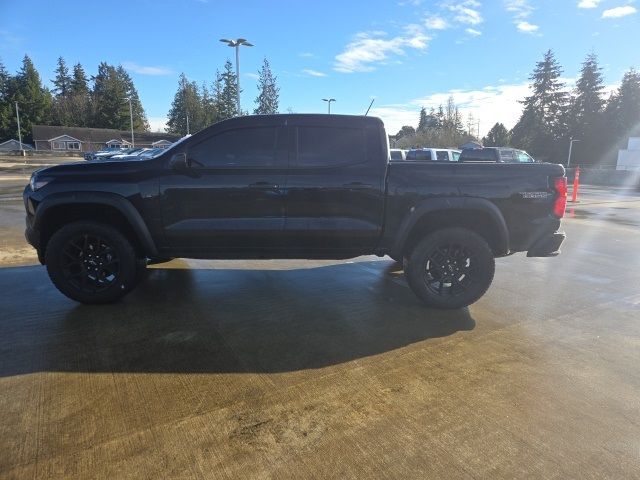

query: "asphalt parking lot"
left=1, top=163, right=639, bottom=478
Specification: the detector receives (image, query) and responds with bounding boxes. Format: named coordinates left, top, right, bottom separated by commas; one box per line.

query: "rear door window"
left=460, top=149, right=495, bottom=161
left=296, top=126, right=365, bottom=167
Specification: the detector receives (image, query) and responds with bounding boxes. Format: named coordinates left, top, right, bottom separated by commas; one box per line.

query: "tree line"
left=0, top=55, right=148, bottom=143
left=397, top=50, right=640, bottom=166
left=166, top=57, right=279, bottom=136
left=0, top=54, right=280, bottom=143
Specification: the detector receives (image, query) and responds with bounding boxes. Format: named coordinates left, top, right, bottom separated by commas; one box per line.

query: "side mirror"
left=169, top=153, right=190, bottom=171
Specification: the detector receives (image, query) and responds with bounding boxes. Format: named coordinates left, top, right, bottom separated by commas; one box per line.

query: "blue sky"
left=1, top=0, right=638, bottom=135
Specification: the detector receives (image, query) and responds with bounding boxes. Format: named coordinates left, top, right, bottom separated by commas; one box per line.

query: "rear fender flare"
left=392, top=197, right=509, bottom=257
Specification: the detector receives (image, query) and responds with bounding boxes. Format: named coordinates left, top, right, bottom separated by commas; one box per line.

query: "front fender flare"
left=34, top=192, right=158, bottom=257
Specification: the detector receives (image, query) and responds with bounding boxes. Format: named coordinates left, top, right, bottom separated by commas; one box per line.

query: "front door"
left=160, top=125, right=288, bottom=253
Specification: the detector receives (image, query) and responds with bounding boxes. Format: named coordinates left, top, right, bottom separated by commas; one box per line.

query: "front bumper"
left=527, top=231, right=565, bottom=257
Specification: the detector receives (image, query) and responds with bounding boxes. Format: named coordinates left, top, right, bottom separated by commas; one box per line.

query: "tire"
left=45, top=221, right=140, bottom=304
left=404, top=228, right=495, bottom=309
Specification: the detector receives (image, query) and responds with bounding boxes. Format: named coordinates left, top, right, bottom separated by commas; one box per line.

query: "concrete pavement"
left=1, top=186, right=639, bottom=479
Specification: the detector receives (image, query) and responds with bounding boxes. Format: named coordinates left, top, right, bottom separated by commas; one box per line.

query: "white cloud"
left=122, top=61, right=172, bottom=76
left=299, top=52, right=314, bottom=58
left=301, top=69, right=327, bottom=77
left=517, top=21, right=540, bottom=33
left=424, top=15, right=449, bottom=29
left=447, top=0, right=484, bottom=25
left=466, top=28, right=482, bottom=35
left=370, top=82, right=531, bottom=136
left=244, top=72, right=259, bottom=79
left=334, top=28, right=430, bottom=73
left=148, top=116, right=168, bottom=132
left=505, top=0, right=534, bottom=18
left=578, top=0, right=603, bottom=8
left=602, top=5, right=637, bottom=18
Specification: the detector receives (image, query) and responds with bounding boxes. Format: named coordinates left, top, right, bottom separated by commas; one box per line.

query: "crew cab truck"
left=24, top=114, right=567, bottom=309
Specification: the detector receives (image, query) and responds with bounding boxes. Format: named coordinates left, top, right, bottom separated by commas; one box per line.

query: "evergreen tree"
left=604, top=68, right=640, bottom=152
left=483, top=123, right=510, bottom=146
left=254, top=57, right=279, bottom=115
left=167, top=73, right=205, bottom=135
left=417, top=107, right=428, bottom=132
left=511, top=50, right=568, bottom=161
left=217, top=60, right=239, bottom=120
left=116, top=65, right=149, bottom=131
left=12, top=55, right=53, bottom=142
left=0, top=59, right=13, bottom=140
left=69, top=63, right=90, bottom=126
left=567, top=53, right=606, bottom=165
left=51, top=57, right=73, bottom=125
left=90, top=63, right=148, bottom=131
left=52, top=57, right=71, bottom=96
left=395, top=125, right=416, bottom=140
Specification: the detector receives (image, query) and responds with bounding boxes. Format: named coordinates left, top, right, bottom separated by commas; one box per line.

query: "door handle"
left=249, top=181, right=279, bottom=189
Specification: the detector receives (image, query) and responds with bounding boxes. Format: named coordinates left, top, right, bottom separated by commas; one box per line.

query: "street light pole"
left=15, top=102, right=23, bottom=155
left=219, top=38, right=254, bottom=115
left=125, top=97, right=134, bottom=147
left=567, top=138, right=580, bottom=167
left=322, top=98, right=336, bottom=114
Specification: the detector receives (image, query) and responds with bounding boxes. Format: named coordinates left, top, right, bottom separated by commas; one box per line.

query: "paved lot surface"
left=1, top=174, right=639, bottom=478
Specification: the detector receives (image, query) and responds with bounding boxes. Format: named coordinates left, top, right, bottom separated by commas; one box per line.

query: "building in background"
left=31, top=125, right=180, bottom=152
left=616, top=137, right=640, bottom=171
left=0, top=139, right=34, bottom=151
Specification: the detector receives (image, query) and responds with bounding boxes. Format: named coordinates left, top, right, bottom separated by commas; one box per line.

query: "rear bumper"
left=527, top=231, right=565, bottom=257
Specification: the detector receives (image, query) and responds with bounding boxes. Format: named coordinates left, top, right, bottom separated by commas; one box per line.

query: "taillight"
left=553, top=177, right=567, bottom=218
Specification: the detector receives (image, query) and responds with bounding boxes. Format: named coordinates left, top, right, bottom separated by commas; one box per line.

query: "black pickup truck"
left=24, top=114, right=567, bottom=309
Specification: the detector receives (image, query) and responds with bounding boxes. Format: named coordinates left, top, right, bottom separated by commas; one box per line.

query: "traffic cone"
left=571, top=167, right=580, bottom=203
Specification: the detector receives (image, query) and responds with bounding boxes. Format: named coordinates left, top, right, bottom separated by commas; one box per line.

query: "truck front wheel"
left=405, top=228, right=495, bottom=309
left=45, top=221, right=140, bottom=304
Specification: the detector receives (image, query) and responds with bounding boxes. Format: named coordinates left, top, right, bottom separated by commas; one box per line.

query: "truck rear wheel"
left=45, top=221, right=140, bottom=304
left=405, top=228, right=495, bottom=309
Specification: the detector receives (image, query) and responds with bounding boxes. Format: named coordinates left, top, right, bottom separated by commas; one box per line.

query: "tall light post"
left=125, top=97, right=134, bottom=147
left=219, top=38, right=253, bottom=115
left=322, top=98, right=336, bottom=114
left=15, top=102, right=24, bottom=156
left=567, top=137, right=580, bottom=167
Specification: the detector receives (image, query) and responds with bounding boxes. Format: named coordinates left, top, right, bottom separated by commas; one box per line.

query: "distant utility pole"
left=125, top=97, right=134, bottom=147
left=186, top=112, right=190, bottom=135
left=322, top=98, right=336, bottom=114
left=219, top=38, right=254, bottom=114
left=15, top=102, right=24, bottom=156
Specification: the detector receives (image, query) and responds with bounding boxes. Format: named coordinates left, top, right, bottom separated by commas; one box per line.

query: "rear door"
left=283, top=124, right=386, bottom=253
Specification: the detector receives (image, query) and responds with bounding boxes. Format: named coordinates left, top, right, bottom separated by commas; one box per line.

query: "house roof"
left=0, top=139, right=34, bottom=150
left=152, top=139, right=172, bottom=145
left=105, top=138, right=132, bottom=144
left=49, top=134, right=82, bottom=142
left=32, top=125, right=180, bottom=144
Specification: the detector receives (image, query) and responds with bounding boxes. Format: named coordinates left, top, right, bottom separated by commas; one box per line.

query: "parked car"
left=406, top=148, right=461, bottom=162
left=459, top=147, right=536, bottom=163
left=24, top=114, right=566, bottom=309
left=390, top=148, right=407, bottom=161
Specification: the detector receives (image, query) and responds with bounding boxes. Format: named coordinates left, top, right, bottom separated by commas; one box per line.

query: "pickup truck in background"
left=24, top=114, right=567, bottom=309
left=406, top=148, right=461, bottom=162
left=459, top=147, right=536, bottom=163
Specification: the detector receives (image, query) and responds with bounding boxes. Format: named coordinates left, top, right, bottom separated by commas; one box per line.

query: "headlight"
left=30, top=174, right=52, bottom=191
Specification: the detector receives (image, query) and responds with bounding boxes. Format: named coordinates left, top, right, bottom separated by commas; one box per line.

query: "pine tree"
left=217, top=60, right=239, bottom=120
left=13, top=55, right=53, bottom=142
left=167, top=73, right=205, bottom=135
left=511, top=50, right=568, bottom=161
left=483, top=123, right=510, bottom=146
left=604, top=69, right=640, bottom=143
left=51, top=57, right=73, bottom=125
left=69, top=63, right=90, bottom=127
left=116, top=65, right=149, bottom=131
left=52, top=57, right=71, bottom=96
left=417, top=107, right=428, bottom=132
left=0, top=59, right=13, bottom=140
left=254, top=57, right=279, bottom=115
